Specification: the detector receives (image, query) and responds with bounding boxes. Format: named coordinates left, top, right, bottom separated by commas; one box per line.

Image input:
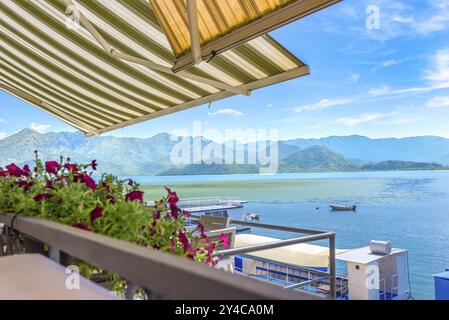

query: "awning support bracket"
left=63, top=0, right=250, bottom=96
left=186, top=0, right=202, bottom=65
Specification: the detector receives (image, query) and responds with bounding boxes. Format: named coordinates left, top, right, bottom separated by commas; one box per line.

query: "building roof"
left=0, top=0, right=311, bottom=136
left=336, top=246, right=406, bottom=265
left=235, top=234, right=347, bottom=268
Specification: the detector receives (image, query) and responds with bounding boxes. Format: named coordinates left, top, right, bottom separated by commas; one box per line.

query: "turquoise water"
left=133, top=170, right=449, bottom=300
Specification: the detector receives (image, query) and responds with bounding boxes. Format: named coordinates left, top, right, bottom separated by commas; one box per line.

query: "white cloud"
left=392, top=16, right=414, bottom=24
left=30, top=122, right=51, bottom=133
left=0, top=118, right=8, bottom=124
left=0, top=132, right=7, bottom=140
left=426, top=48, right=449, bottom=86
left=414, top=10, right=449, bottom=34
left=267, top=104, right=273, bottom=108
left=368, top=48, right=449, bottom=98
left=208, top=108, right=244, bottom=117
left=338, top=4, right=359, bottom=19
left=335, top=112, right=403, bottom=127
left=335, top=113, right=386, bottom=126
left=294, top=98, right=354, bottom=113
left=427, top=96, right=449, bottom=109
left=369, top=86, right=392, bottom=96
left=349, top=72, right=360, bottom=82
left=379, top=58, right=408, bottom=67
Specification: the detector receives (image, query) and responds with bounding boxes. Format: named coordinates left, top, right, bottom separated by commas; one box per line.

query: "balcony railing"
left=190, top=215, right=337, bottom=299
left=0, top=214, right=326, bottom=300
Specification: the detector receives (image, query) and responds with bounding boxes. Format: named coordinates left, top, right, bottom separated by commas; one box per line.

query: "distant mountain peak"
left=15, top=128, right=41, bottom=136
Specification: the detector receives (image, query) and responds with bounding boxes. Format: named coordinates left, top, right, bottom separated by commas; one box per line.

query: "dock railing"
left=0, top=214, right=324, bottom=300
left=189, top=215, right=337, bottom=299
left=178, top=197, right=243, bottom=209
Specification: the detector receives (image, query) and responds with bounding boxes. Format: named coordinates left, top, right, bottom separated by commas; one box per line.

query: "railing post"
left=329, top=232, right=336, bottom=299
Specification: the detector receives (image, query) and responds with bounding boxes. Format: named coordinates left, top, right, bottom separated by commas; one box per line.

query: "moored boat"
left=330, top=204, right=356, bottom=211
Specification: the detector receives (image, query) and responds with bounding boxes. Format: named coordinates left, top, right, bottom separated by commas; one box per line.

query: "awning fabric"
left=235, top=234, right=348, bottom=268
left=0, top=0, right=309, bottom=136
left=150, top=0, right=341, bottom=71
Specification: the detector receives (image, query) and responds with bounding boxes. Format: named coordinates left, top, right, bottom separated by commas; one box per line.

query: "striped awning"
left=150, top=0, right=341, bottom=71
left=0, top=0, right=311, bottom=136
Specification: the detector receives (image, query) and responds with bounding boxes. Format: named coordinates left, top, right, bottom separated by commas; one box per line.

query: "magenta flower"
left=45, top=161, right=60, bottom=174
left=108, top=196, right=116, bottom=204
left=170, top=204, right=180, bottom=219
left=90, top=207, right=104, bottom=223
left=165, top=187, right=179, bottom=206
left=170, top=239, right=176, bottom=254
left=34, top=193, right=52, bottom=202
left=72, top=223, right=92, bottom=232
left=178, top=231, right=191, bottom=251
left=22, top=165, right=31, bottom=176
left=6, top=164, right=24, bottom=177
left=182, top=209, right=191, bottom=218
left=64, top=163, right=78, bottom=172
left=126, top=190, right=144, bottom=203
left=18, top=181, right=32, bottom=192
left=220, top=234, right=230, bottom=249
left=91, top=160, right=97, bottom=171
left=45, top=180, right=54, bottom=189
left=0, top=167, right=6, bottom=177
left=82, top=174, right=96, bottom=190
left=102, top=182, right=110, bottom=192
left=196, top=223, right=205, bottom=237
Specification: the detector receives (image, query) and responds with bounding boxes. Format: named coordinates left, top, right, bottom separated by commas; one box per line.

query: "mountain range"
left=0, top=129, right=447, bottom=176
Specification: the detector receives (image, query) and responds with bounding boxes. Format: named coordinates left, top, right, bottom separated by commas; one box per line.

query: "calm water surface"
left=131, top=171, right=449, bottom=300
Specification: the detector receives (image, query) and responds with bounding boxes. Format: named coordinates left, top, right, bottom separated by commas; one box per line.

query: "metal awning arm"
left=63, top=0, right=250, bottom=96
left=186, top=0, right=202, bottom=65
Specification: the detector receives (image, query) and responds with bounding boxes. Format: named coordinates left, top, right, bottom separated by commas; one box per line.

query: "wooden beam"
left=186, top=0, right=202, bottom=65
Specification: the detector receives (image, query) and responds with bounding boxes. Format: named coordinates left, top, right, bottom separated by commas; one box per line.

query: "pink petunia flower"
left=178, top=231, right=191, bottom=251
left=22, top=165, right=31, bottom=176
left=6, top=164, right=24, bottom=177
left=45, top=161, right=60, bottom=175
left=90, top=207, right=104, bottom=223
left=165, top=187, right=179, bottom=206
left=34, top=193, right=52, bottom=202
left=64, top=163, right=78, bottom=172
left=102, top=182, right=110, bottom=192
left=45, top=180, right=54, bottom=189
left=125, top=190, right=144, bottom=202
left=72, top=223, right=92, bottom=232
left=82, top=174, right=96, bottom=190
left=220, top=234, right=230, bottom=249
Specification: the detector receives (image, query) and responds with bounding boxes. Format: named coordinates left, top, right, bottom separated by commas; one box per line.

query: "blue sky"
left=1, top=0, right=449, bottom=142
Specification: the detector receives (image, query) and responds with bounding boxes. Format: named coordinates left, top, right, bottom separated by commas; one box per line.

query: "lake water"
left=132, top=171, right=449, bottom=300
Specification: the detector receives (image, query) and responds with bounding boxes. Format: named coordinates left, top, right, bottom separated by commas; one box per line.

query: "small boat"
left=243, top=212, right=260, bottom=220
left=330, top=204, right=356, bottom=211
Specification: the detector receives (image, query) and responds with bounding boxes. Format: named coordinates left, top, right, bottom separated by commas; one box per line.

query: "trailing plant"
left=0, top=152, right=228, bottom=295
